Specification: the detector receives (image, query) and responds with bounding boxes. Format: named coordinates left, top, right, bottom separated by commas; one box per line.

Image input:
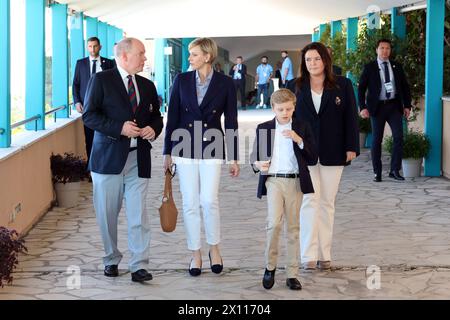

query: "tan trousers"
left=265, top=177, right=303, bottom=278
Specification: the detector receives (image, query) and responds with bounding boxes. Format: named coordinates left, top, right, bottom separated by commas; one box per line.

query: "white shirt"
left=117, top=65, right=140, bottom=148
left=311, top=90, right=322, bottom=114
left=377, top=58, right=396, bottom=100
left=89, top=56, right=103, bottom=74
left=233, top=64, right=242, bottom=80
left=268, top=119, right=300, bottom=174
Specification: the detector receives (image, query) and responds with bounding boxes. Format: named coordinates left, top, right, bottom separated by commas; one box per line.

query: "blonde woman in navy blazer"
left=290, top=42, right=359, bottom=271
left=163, top=38, right=239, bottom=276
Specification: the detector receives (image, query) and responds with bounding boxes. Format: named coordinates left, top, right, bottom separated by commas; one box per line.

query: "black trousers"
left=233, top=79, right=246, bottom=108
left=370, top=100, right=403, bottom=175
left=84, top=124, right=94, bottom=165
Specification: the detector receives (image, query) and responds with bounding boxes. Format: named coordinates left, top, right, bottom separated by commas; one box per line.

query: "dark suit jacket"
left=163, top=71, right=238, bottom=160
left=73, top=56, right=115, bottom=105
left=228, top=64, right=247, bottom=81
left=358, top=60, right=412, bottom=116
left=293, top=76, right=360, bottom=166
left=82, top=68, right=163, bottom=178
left=251, top=118, right=317, bottom=198
left=332, top=65, right=343, bottom=76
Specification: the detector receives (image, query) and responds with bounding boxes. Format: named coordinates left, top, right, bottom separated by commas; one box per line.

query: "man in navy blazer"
left=358, top=39, right=412, bottom=182
left=83, top=38, right=163, bottom=282
left=73, top=37, right=115, bottom=164
left=229, top=56, right=247, bottom=110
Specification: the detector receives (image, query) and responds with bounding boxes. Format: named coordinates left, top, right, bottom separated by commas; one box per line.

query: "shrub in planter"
left=50, top=152, right=89, bottom=184
left=50, top=153, right=89, bottom=207
left=384, top=130, right=431, bottom=177
left=358, top=116, right=371, bottom=149
left=383, top=130, right=430, bottom=159
left=358, top=116, right=371, bottom=134
left=0, top=226, right=27, bottom=287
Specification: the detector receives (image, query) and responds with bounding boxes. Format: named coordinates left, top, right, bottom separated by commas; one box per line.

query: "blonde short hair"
left=270, top=89, right=297, bottom=108
left=188, top=38, right=218, bottom=64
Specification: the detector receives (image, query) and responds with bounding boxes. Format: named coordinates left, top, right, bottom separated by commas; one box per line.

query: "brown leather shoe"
left=317, top=260, right=331, bottom=270
left=302, top=261, right=317, bottom=270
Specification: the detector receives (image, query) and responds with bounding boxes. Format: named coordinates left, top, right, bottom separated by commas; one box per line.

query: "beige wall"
left=408, top=97, right=425, bottom=133
left=0, top=119, right=85, bottom=235
left=443, top=98, right=450, bottom=179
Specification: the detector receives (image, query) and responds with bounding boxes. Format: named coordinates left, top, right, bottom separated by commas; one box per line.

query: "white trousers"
left=91, top=150, right=150, bottom=272
left=175, top=157, right=222, bottom=251
left=300, top=163, right=344, bottom=263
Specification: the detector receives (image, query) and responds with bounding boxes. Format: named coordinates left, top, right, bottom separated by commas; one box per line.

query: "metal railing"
left=11, top=114, right=42, bottom=131
left=0, top=104, right=72, bottom=135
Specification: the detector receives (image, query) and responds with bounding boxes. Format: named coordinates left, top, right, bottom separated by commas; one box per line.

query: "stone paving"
left=2, top=110, right=450, bottom=300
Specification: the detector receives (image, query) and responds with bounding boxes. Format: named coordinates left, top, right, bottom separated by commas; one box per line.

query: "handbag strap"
left=163, top=164, right=176, bottom=197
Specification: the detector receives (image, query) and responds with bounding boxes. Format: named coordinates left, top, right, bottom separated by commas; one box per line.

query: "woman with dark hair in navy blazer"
left=291, top=42, right=359, bottom=271
left=163, top=38, right=240, bottom=276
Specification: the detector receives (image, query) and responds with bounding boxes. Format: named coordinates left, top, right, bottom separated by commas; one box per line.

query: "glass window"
left=10, top=0, right=26, bottom=134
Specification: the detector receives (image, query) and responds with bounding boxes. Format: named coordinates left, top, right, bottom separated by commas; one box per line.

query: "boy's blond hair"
left=188, top=38, right=218, bottom=64
left=270, top=89, right=297, bottom=108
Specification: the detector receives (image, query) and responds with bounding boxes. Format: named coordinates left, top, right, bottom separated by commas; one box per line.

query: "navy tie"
left=91, top=60, right=97, bottom=76
left=127, top=75, right=138, bottom=113
left=383, top=61, right=391, bottom=99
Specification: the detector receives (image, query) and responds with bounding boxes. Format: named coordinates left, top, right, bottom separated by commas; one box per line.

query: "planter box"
left=402, top=158, right=422, bottom=178
left=54, top=182, right=81, bottom=208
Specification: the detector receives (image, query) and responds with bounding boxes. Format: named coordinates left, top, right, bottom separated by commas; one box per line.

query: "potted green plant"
left=358, top=115, right=371, bottom=149
left=50, top=152, right=89, bottom=207
left=383, top=130, right=431, bottom=178
left=0, top=226, right=27, bottom=287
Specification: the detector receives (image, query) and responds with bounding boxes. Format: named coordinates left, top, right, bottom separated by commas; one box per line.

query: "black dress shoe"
left=373, top=174, right=382, bottom=182
left=389, top=171, right=405, bottom=180
left=104, top=265, right=118, bottom=277
left=262, top=268, right=276, bottom=289
left=189, top=259, right=202, bottom=277
left=209, top=252, right=223, bottom=274
left=131, top=269, right=153, bottom=282
left=286, top=278, right=302, bottom=290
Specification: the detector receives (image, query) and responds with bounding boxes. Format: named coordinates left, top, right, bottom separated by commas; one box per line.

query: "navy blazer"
left=358, top=60, right=412, bottom=116
left=83, top=68, right=163, bottom=178
left=292, top=76, right=360, bottom=166
left=163, top=71, right=238, bottom=160
left=72, top=56, right=116, bottom=105
left=251, top=118, right=317, bottom=198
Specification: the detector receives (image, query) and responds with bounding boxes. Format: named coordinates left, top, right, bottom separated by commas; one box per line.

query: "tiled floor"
left=2, top=110, right=450, bottom=300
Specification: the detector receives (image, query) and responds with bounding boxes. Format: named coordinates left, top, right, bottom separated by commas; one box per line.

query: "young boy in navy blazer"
left=251, top=89, right=317, bottom=290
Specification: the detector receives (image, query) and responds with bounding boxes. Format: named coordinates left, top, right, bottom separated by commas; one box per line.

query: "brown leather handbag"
left=159, top=165, right=178, bottom=232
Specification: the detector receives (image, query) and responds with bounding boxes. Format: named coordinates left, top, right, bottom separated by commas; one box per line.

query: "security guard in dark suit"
left=358, top=38, right=412, bottom=182
left=73, top=37, right=115, bottom=163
